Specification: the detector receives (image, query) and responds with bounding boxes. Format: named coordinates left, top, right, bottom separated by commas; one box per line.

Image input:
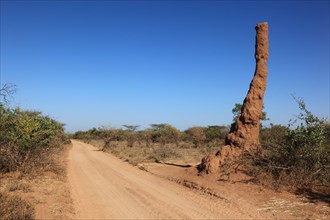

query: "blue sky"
left=1, top=0, right=329, bottom=132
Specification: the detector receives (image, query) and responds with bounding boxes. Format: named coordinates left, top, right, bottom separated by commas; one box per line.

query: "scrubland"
left=0, top=103, right=73, bottom=219
left=74, top=99, right=330, bottom=195
left=1, top=83, right=329, bottom=219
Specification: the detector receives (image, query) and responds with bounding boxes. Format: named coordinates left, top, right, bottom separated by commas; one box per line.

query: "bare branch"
left=0, top=83, right=17, bottom=105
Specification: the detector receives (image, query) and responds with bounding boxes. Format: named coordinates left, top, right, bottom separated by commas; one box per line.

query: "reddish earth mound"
left=226, top=22, right=269, bottom=150
left=200, top=22, right=269, bottom=174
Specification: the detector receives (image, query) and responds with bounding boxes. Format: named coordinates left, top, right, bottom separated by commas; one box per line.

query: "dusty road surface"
left=68, top=140, right=265, bottom=219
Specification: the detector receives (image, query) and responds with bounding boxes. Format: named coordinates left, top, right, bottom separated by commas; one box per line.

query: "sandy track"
left=68, top=140, right=263, bottom=219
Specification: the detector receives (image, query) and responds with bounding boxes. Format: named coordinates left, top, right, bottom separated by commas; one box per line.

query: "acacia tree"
left=149, top=124, right=181, bottom=146
left=98, top=126, right=118, bottom=150
left=150, top=124, right=167, bottom=144
left=122, top=125, right=140, bottom=147
left=122, top=125, right=140, bottom=132
left=161, top=125, right=181, bottom=147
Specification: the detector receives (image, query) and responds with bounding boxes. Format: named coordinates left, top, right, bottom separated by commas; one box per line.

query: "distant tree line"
left=72, top=123, right=230, bottom=149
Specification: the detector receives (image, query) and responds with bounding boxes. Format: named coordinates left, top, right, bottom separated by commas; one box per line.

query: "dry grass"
left=0, top=143, right=74, bottom=219
left=5, top=180, right=31, bottom=192
left=86, top=139, right=219, bottom=166
left=0, top=191, right=35, bottom=220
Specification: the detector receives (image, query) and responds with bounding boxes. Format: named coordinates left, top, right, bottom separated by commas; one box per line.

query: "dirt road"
left=68, top=140, right=264, bottom=219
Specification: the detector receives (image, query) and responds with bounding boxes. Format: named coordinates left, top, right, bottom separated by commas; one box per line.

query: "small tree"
left=283, top=97, right=328, bottom=187
left=122, top=125, right=140, bottom=132
left=185, top=127, right=206, bottom=148
left=205, top=125, right=229, bottom=142
left=98, top=126, right=119, bottom=150
left=149, top=124, right=181, bottom=146
left=260, top=124, right=287, bottom=149
left=161, top=124, right=181, bottom=147
left=254, top=97, right=329, bottom=190
left=0, top=83, right=16, bottom=105
left=150, top=123, right=168, bottom=144
left=0, top=107, right=66, bottom=172
left=88, top=128, right=102, bottom=139
left=140, top=129, right=153, bottom=147
left=122, top=125, right=140, bottom=147
left=0, top=84, right=67, bottom=173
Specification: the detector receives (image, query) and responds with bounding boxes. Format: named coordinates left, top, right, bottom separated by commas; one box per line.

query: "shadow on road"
left=155, top=160, right=193, bottom=168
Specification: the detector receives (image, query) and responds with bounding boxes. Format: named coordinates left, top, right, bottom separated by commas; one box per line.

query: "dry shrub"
left=246, top=99, right=330, bottom=193
left=0, top=105, right=69, bottom=176
left=185, top=127, right=206, bottom=148
left=0, top=191, right=35, bottom=220
left=0, top=88, right=70, bottom=219
left=102, top=141, right=152, bottom=166
left=153, top=146, right=181, bottom=161
left=5, top=180, right=30, bottom=192
left=85, top=138, right=215, bottom=167
left=0, top=143, right=66, bottom=178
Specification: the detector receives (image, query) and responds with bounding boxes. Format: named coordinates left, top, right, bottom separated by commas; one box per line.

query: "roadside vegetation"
left=0, top=106, right=68, bottom=174
left=72, top=124, right=228, bottom=166
left=253, top=98, right=330, bottom=193
left=74, top=99, right=329, bottom=194
left=0, top=84, right=71, bottom=220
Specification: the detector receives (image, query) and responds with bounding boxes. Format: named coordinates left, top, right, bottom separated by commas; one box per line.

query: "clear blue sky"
left=1, top=0, right=329, bottom=132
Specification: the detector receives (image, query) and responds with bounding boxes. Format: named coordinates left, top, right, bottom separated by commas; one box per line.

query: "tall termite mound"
left=199, top=22, right=269, bottom=174
left=226, top=22, right=269, bottom=150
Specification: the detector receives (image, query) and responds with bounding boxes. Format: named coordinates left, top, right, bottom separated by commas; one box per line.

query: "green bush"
left=260, top=124, right=287, bottom=149
left=0, top=104, right=67, bottom=173
left=254, top=98, right=329, bottom=191
left=72, top=127, right=102, bottom=142
left=149, top=124, right=181, bottom=146
left=282, top=98, right=329, bottom=188
left=205, top=125, right=229, bottom=142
